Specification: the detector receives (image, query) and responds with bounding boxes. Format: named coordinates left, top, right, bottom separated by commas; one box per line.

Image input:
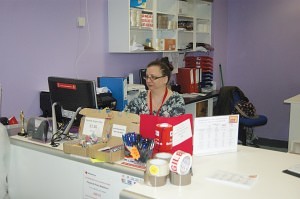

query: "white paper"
left=34, top=119, right=42, bottom=128
left=172, top=119, right=192, bottom=146
left=193, top=115, right=239, bottom=156
left=82, top=117, right=105, bottom=137
left=112, top=124, right=127, bottom=138
left=206, top=170, right=258, bottom=189
left=83, top=166, right=143, bottom=199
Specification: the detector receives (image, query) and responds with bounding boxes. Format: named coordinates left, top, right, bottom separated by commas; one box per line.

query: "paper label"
left=111, top=124, right=126, bottom=137
left=149, top=165, right=159, bottom=176
left=82, top=117, right=105, bottom=137
left=172, top=119, right=192, bottom=147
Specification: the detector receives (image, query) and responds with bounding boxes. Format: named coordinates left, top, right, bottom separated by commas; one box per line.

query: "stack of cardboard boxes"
left=63, top=108, right=140, bottom=162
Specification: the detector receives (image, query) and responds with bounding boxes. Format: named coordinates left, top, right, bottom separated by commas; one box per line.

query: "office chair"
left=214, top=86, right=268, bottom=146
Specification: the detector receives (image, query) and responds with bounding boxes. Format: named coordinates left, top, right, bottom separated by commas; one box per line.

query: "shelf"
left=131, top=26, right=153, bottom=31
left=157, top=12, right=176, bottom=16
left=157, top=28, right=177, bottom=32
left=178, top=15, right=194, bottom=19
left=130, top=7, right=153, bottom=13
left=178, top=30, right=194, bottom=33
left=196, top=31, right=210, bottom=34
left=108, top=0, right=212, bottom=53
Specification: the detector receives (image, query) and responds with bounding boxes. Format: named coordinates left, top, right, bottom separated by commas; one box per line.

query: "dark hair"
left=147, top=57, right=173, bottom=82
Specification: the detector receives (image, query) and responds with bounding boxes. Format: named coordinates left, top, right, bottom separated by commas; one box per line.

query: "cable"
left=50, top=121, right=77, bottom=147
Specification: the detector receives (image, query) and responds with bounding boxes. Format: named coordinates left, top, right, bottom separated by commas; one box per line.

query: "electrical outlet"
left=77, top=17, right=86, bottom=27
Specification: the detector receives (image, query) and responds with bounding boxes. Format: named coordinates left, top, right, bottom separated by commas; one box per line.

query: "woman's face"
left=145, top=65, right=168, bottom=91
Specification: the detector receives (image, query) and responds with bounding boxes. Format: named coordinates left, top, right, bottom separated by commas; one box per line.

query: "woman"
left=124, top=59, right=185, bottom=117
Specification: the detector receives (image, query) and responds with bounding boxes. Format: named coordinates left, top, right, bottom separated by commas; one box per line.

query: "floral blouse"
left=124, top=91, right=185, bottom=117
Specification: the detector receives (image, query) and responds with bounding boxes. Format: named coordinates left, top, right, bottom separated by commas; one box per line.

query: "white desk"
left=8, top=136, right=144, bottom=199
left=184, top=91, right=218, bottom=118
left=284, top=94, right=300, bottom=153
left=120, top=146, right=300, bottom=199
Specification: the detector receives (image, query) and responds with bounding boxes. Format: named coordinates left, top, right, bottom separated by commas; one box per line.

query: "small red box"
left=163, top=39, right=176, bottom=51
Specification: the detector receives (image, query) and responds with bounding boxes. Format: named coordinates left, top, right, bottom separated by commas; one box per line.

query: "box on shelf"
left=63, top=108, right=140, bottom=162
left=156, top=39, right=176, bottom=51
left=163, top=39, right=176, bottom=51
left=130, top=0, right=147, bottom=9
left=141, top=13, right=153, bottom=28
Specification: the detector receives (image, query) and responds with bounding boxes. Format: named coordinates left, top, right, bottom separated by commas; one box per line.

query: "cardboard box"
left=89, top=137, right=125, bottom=162
left=130, top=0, right=147, bottom=9
left=63, top=108, right=140, bottom=162
left=163, top=39, right=176, bottom=51
left=63, top=139, right=90, bottom=157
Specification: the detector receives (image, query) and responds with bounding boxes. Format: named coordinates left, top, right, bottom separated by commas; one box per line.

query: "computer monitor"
left=139, top=68, right=148, bottom=90
left=48, top=76, right=98, bottom=135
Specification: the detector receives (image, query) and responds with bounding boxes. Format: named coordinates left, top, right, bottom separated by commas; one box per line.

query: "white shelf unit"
left=108, top=0, right=212, bottom=53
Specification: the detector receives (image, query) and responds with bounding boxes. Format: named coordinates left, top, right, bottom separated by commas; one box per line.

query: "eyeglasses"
left=143, top=75, right=165, bottom=81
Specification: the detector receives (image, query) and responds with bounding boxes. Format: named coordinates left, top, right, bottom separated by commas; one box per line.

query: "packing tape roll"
left=144, top=171, right=168, bottom=187
left=169, top=150, right=192, bottom=175
left=146, top=158, right=169, bottom=177
left=170, top=170, right=192, bottom=186
left=154, top=123, right=173, bottom=153
left=154, top=152, right=173, bottom=163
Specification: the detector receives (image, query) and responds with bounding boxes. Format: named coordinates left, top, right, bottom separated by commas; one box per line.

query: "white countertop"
left=120, top=146, right=300, bottom=199
left=284, top=94, right=300, bottom=104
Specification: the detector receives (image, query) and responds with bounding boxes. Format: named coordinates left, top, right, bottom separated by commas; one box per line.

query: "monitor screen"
left=48, top=76, right=98, bottom=126
left=139, top=68, right=148, bottom=90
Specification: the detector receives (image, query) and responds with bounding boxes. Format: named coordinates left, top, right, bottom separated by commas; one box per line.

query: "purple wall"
left=211, top=0, right=228, bottom=89
left=227, top=0, right=300, bottom=141
left=0, top=0, right=160, bottom=118
left=1, top=0, right=297, bottom=141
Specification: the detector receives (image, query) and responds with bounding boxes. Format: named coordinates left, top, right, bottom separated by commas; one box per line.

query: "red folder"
left=140, top=114, right=193, bottom=155
left=176, top=68, right=194, bottom=93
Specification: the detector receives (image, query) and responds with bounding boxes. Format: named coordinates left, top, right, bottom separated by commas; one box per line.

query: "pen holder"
left=122, top=132, right=154, bottom=163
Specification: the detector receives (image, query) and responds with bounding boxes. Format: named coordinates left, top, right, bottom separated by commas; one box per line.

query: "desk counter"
left=284, top=94, right=300, bottom=153
left=183, top=90, right=219, bottom=118
left=120, top=146, right=300, bottom=199
left=8, top=136, right=144, bottom=199
left=8, top=136, right=300, bottom=199
left=183, top=90, right=219, bottom=105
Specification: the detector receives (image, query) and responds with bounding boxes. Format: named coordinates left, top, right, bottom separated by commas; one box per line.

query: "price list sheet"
left=193, top=115, right=239, bottom=156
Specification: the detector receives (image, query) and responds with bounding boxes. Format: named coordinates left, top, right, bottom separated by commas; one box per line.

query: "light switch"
left=77, top=17, right=86, bottom=27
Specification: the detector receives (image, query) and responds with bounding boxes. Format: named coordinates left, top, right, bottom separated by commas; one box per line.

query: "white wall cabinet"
left=108, top=0, right=212, bottom=53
